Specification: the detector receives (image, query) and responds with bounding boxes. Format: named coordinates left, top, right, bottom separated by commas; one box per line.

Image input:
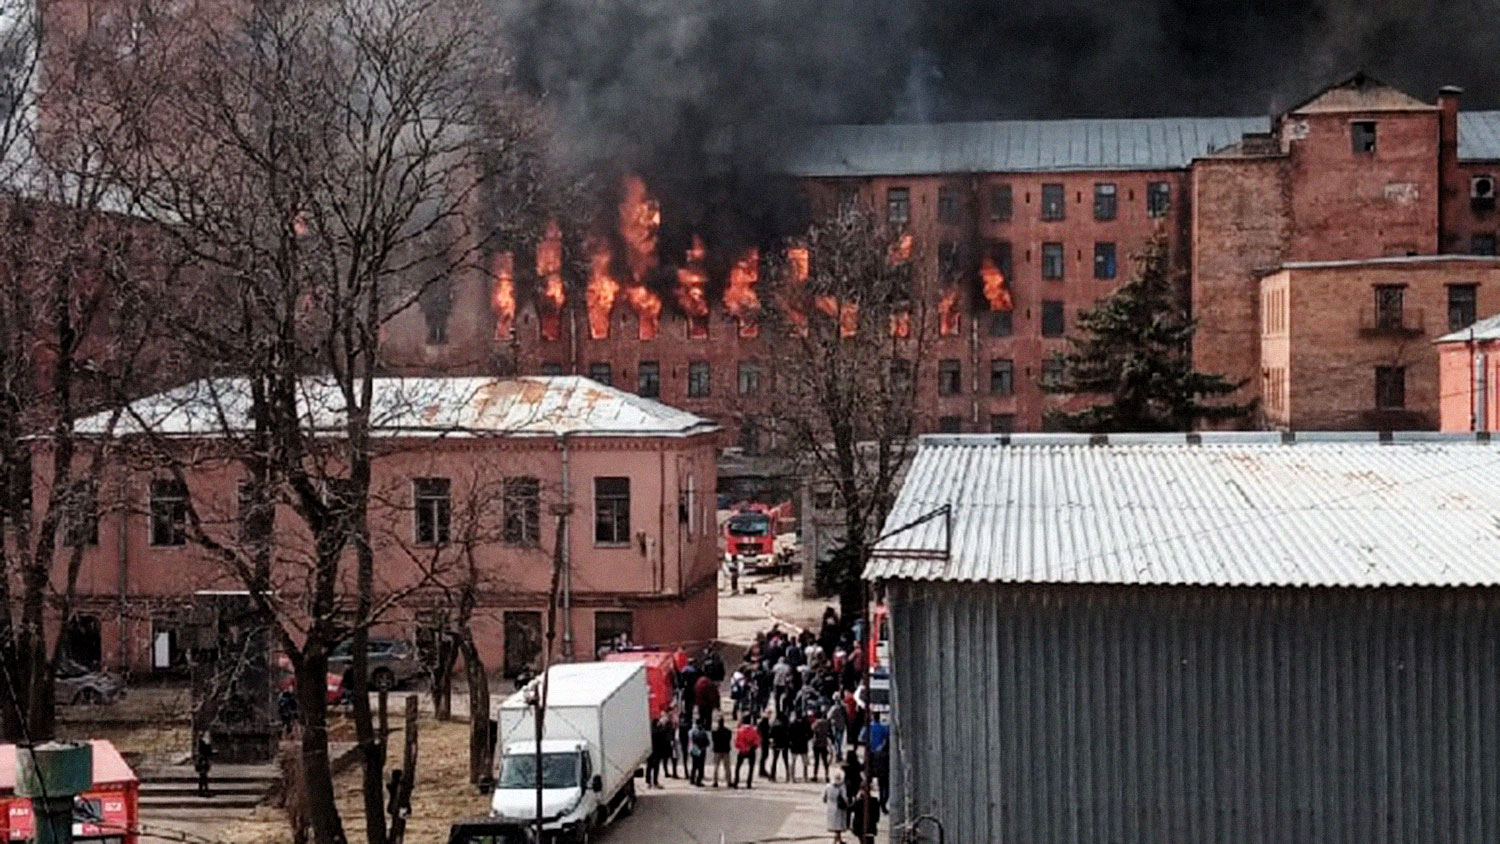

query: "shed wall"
left=886, top=581, right=1500, bottom=844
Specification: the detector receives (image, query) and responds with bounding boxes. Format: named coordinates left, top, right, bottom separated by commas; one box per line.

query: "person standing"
left=647, top=716, right=671, bottom=787
left=768, top=714, right=791, bottom=782
left=827, top=699, right=847, bottom=759
left=689, top=720, right=710, bottom=786
left=823, top=773, right=849, bottom=844
left=756, top=713, right=773, bottom=778
left=193, top=733, right=213, bottom=797
left=677, top=709, right=693, bottom=779
left=850, top=788, right=880, bottom=843
left=710, top=716, right=732, bottom=787
left=789, top=713, right=812, bottom=782
left=733, top=718, right=761, bottom=789
left=811, top=713, right=833, bottom=781
left=841, top=750, right=863, bottom=806
left=694, top=673, right=721, bottom=721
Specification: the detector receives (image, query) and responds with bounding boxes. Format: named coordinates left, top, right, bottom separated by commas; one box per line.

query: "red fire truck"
left=722, top=502, right=794, bottom=573
left=1, top=740, right=139, bottom=844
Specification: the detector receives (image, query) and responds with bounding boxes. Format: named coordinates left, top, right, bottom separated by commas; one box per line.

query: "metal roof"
left=866, top=432, right=1500, bottom=588
left=778, top=110, right=1500, bottom=177
left=780, top=116, right=1270, bottom=177
left=1437, top=311, right=1500, bottom=343
left=79, top=376, right=718, bottom=439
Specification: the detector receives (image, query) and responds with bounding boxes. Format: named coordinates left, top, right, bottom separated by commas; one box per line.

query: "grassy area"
left=224, top=717, right=490, bottom=844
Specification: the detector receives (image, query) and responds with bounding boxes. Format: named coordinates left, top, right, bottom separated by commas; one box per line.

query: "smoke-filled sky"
left=491, top=0, right=1500, bottom=245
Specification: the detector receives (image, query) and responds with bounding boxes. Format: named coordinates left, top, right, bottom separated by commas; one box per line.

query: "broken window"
left=1375, top=366, right=1405, bottom=409
left=1449, top=284, right=1478, bottom=332
left=937, top=185, right=962, bottom=225
left=938, top=359, right=961, bottom=396
left=1147, top=182, right=1171, bottom=218
left=587, top=362, right=612, bottom=387
left=1041, top=243, right=1064, bottom=280
left=989, top=184, right=1013, bottom=222
left=419, top=274, right=453, bottom=345
left=637, top=361, right=659, bottom=397
left=1351, top=120, right=1377, bottom=154
left=1094, top=242, right=1117, bottom=279
left=1040, top=184, right=1065, bottom=221
left=990, top=359, right=1014, bottom=396
left=1093, top=183, right=1117, bottom=221
left=1041, top=301, right=1065, bottom=337
left=886, top=187, right=910, bottom=225
left=687, top=361, right=710, bottom=397
left=990, top=310, right=1013, bottom=337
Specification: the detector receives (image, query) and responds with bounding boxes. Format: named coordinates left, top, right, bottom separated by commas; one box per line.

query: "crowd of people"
left=641, top=607, right=890, bottom=843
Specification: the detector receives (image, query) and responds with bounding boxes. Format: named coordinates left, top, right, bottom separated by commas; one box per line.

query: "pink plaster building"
left=1437, top=315, right=1500, bottom=433
left=45, top=376, right=720, bottom=675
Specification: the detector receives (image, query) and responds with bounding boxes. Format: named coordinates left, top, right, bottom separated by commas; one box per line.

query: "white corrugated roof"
left=1437, top=312, right=1500, bottom=343
left=79, top=376, right=717, bottom=439
left=866, top=432, right=1500, bottom=588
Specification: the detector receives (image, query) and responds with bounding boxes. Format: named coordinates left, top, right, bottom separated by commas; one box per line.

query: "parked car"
left=55, top=658, right=125, bottom=706
left=327, top=637, right=425, bottom=691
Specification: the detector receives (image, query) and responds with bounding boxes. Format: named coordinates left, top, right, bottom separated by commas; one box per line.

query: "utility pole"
left=533, top=500, right=570, bottom=843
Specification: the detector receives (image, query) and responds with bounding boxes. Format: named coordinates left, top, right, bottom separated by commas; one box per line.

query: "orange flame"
left=814, top=296, right=838, bottom=318
left=839, top=302, right=858, bottom=338
left=890, top=311, right=911, bottom=338
left=619, top=175, right=660, bottom=284
left=586, top=241, right=619, bottom=340
left=939, top=288, right=961, bottom=336
left=491, top=251, right=515, bottom=339
left=889, top=232, right=913, bottom=264
left=625, top=284, right=662, bottom=340
left=537, top=220, right=564, bottom=341
left=676, top=236, right=710, bottom=320
left=784, top=246, right=809, bottom=330
left=725, top=248, right=761, bottom=338
left=980, top=255, right=1013, bottom=312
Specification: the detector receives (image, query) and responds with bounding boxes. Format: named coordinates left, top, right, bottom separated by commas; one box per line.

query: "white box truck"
left=450, top=661, right=651, bottom=844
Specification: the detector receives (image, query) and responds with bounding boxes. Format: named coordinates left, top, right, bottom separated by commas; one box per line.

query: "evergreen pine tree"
left=1041, top=233, right=1253, bottom=432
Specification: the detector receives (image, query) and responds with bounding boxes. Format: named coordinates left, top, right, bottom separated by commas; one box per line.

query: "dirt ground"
left=221, top=717, right=486, bottom=844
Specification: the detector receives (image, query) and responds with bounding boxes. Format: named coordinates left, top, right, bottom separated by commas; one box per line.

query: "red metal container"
left=0, top=740, right=139, bottom=844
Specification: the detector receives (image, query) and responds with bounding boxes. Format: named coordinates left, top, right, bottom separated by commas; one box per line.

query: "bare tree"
left=757, top=201, right=931, bottom=619
left=100, top=1, right=553, bottom=842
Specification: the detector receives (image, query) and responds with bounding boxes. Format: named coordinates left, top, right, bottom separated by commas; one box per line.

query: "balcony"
left=1358, top=306, right=1425, bottom=337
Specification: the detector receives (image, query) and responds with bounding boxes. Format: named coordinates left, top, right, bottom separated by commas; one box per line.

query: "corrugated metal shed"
left=77, top=376, right=718, bottom=439
left=866, top=432, right=1500, bottom=587
left=778, top=110, right=1500, bottom=177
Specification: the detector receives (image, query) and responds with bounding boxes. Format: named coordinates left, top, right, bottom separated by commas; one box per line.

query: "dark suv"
left=327, top=638, right=424, bottom=691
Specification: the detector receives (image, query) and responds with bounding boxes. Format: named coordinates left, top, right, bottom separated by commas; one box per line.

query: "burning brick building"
left=383, top=73, right=1500, bottom=436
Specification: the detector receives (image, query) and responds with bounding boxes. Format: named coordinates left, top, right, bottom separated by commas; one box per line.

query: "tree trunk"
left=294, top=656, right=347, bottom=844
left=462, top=634, right=491, bottom=784
left=431, top=634, right=458, bottom=722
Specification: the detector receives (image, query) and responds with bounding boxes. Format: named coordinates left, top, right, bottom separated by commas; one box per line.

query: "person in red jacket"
left=694, top=673, right=720, bottom=719
left=732, top=718, right=762, bottom=789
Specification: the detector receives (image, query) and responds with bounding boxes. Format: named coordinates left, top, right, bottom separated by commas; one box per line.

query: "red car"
left=276, top=655, right=345, bottom=705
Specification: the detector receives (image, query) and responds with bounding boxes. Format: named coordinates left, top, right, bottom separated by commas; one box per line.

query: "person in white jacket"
left=823, top=772, right=849, bottom=842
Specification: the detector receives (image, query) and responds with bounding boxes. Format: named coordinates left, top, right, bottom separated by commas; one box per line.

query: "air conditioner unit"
left=1473, top=175, right=1496, bottom=199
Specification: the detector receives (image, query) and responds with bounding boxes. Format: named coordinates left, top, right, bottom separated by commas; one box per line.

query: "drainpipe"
left=559, top=432, right=574, bottom=660
left=116, top=472, right=129, bottom=672
left=1472, top=327, right=1479, bottom=432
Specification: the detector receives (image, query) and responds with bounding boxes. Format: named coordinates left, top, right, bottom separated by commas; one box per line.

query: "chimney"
left=1439, top=85, right=1464, bottom=252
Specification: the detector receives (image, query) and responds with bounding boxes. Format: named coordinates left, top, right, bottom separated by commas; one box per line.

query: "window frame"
left=1040, top=183, right=1065, bottom=221
left=1093, top=183, right=1117, bottom=221
left=64, top=481, right=99, bottom=548
left=1351, top=120, right=1377, bottom=155
left=989, top=358, right=1015, bottom=396
left=937, top=416, right=962, bottom=434
left=637, top=361, right=660, bottom=397
left=1094, top=241, right=1117, bottom=280
left=1375, top=365, right=1406, bottom=409
left=1146, top=182, right=1171, bottom=218
left=1472, top=234, right=1497, bottom=256
left=937, top=185, right=962, bottom=225
left=937, top=359, right=962, bottom=396
left=1041, top=300, right=1066, bottom=337
left=587, top=362, right=612, bottom=387
left=413, top=477, right=452, bottom=547
left=1448, top=284, right=1479, bottom=332
left=886, top=187, right=910, bottom=225
left=687, top=360, right=711, bottom=398
left=1041, top=242, right=1065, bottom=280
left=989, top=413, right=1016, bottom=434
left=149, top=478, right=188, bottom=547
left=1374, top=284, right=1405, bottom=330
left=593, top=477, right=631, bottom=546
left=989, top=184, right=1013, bottom=222
left=737, top=361, right=761, bottom=396
left=989, top=310, right=1013, bottom=337
left=502, top=476, right=541, bottom=547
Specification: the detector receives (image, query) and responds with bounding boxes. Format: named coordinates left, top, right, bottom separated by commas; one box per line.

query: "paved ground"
left=600, top=769, right=830, bottom=844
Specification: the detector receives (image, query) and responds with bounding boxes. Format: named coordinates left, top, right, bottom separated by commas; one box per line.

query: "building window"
left=886, top=187, right=909, bottom=224
left=937, top=241, right=961, bottom=278
left=1449, top=284, right=1479, bottom=332
left=425, top=315, right=448, bottom=345
left=737, top=361, right=761, bottom=395
left=594, top=610, right=634, bottom=658
left=990, top=310, right=1013, bottom=337
left=738, top=417, right=760, bottom=454
left=889, top=359, right=913, bottom=394
left=937, top=416, right=962, bottom=433
left=637, top=361, right=660, bottom=397
left=1041, top=301, right=1066, bottom=337
left=989, top=184, right=1012, bottom=222
left=937, top=185, right=961, bottom=225
left=1472, top=234, right=1497, bottom=256
left=413, top=478, right=451, bottom=547
left=687, top=361, right=710, bottom=397
left=1040, top=184, right=1065, bottom=221
left=503, top=611, right=542, bottom=678
left=1351, top=120, right=1377, bottom=154
left=593, top=477, right=631, bottom=545
left=149, top=479, right=188, bottom=547
left=1147, top=182, right=1171, bottom=217
left=1041, top=243, right=1064, bottom=280
left=587, top=362, right=612, bottom=387
left=540, top=362, right=564, bottom=376
left=502, top=476, right=540, bottom=546
left=1374, top=285, right=1405, bottom=330
left=1041, top=356, right=1065, bottom=385
left=938, top=359, right=961, bottom=396
left=1093, top=183, right=1117, bottom=221
left=990, top=359, right=1014, bottom=396
left=1375, top=366, right=1405, bottom=409
left=63, top=482, right=98, bottom=548
left=1094, top=242, right=1117, bottom=279
left=989, top=413, right=1015, bottom=433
